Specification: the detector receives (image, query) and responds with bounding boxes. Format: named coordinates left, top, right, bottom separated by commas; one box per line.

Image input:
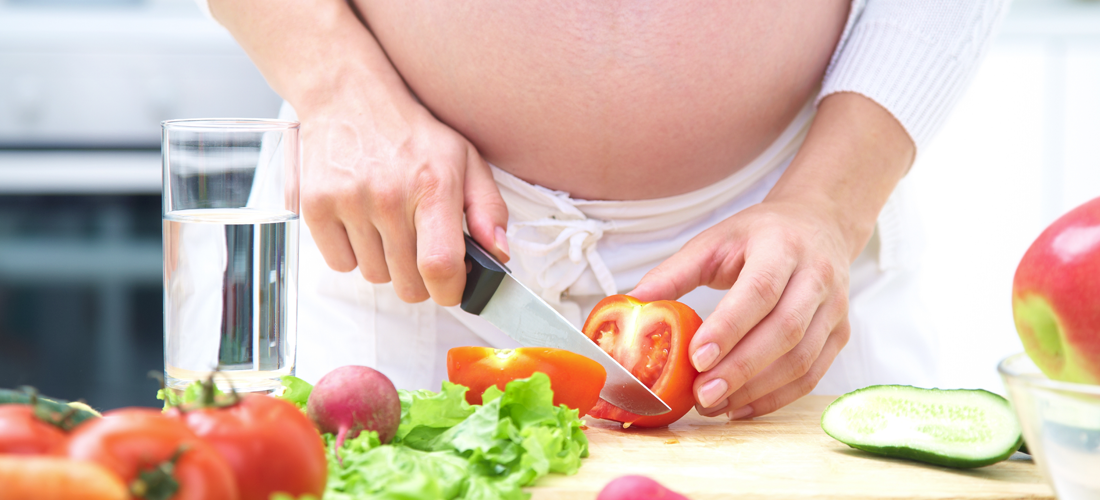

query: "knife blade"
left=460, top=234, right=671, bottom=416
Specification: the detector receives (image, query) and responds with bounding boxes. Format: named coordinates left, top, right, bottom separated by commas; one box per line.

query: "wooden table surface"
left=528, top=396, right=1054, bottom=500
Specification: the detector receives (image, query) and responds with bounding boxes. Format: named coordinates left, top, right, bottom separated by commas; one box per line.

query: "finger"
left=693, top=263, right=829, bottom=409
left=721, top=293, right=847, bottom=412
left=415, top=174, right=467, bottom=307
left=687, top=243, right=801, bottom=375
left=302, top=208, right=359, bottom=273
left=344, top=221, right=390, bottom=283
left=373, top=187, right=430, bottom=302
left=628, top=239, right=733, bottom=303
left=463, top=147, right=511, bottom=263
left=727, top=317, right=851, bottom=420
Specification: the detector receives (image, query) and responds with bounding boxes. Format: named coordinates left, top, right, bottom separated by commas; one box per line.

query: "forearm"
left=766, top=92, right=915, bottom=262
left=209, top=0, right=418, bottom=117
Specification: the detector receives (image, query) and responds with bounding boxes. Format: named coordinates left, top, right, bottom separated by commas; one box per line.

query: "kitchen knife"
left=460, top=234, right=671, bottom=416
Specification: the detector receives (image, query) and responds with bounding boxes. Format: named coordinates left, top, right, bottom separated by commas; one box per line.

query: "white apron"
left=282, top=100, right=939, bottom=396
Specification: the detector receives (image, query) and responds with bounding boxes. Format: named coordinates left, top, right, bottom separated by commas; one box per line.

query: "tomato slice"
left=447, top=347, right=607, bottom=417
left=583, top=295, right=702, bottom=428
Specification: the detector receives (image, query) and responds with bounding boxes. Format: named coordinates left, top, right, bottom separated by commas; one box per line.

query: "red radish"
left=306, top=365, right=401, bottom=455
left=597, top=475, right=690, bottom=500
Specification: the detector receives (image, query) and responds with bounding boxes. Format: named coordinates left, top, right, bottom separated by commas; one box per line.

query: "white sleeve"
left=819, top=0, right=1011, bottom=153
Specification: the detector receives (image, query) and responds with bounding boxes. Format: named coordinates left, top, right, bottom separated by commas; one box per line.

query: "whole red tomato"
left=582, top=295, right=702, bottom=428
left=0, top=405, right=69, bottom=455
left=447, top=347, right=607, bottom=416
left=63, top=408, right=238, bottom=500
left=166, top=394, right=327, bottom=500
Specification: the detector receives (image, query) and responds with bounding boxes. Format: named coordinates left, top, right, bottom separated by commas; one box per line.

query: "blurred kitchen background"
left=0, top=0, right=1098, bottom=410
left=0, top=0, right=280, bottom=408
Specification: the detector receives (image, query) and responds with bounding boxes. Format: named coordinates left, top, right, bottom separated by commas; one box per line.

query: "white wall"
left=912, top=0, right=1100, bottom=393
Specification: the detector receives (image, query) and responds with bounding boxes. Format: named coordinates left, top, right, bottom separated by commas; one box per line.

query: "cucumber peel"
left=821, top=385, right=1023, bottom=469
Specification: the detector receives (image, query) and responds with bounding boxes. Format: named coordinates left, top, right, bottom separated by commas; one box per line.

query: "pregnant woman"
left=200, top=0, right=1007, bottom=419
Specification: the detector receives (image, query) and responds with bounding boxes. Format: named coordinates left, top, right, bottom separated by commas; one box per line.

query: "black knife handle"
left=461, top=233, right=509, bottom=315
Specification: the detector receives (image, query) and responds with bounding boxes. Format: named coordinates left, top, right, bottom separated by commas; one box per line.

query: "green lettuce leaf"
left=326, top=433, right=474, bottom=500
left=276, top=375, right=313, bottom=411
left=396, top=381, right=477, bottom=447
left=155, top=380, right=223, bottom=410
left=323, top=372, right=589, bottom=500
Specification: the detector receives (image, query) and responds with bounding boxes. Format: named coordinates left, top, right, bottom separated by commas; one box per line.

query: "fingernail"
left=727, top=406, right=753, bottom=420
left=494, top=226, right=510, bottom=258
left=697, top=378, right=728, bottom=408
left=691, top=343, right=719, bottom=372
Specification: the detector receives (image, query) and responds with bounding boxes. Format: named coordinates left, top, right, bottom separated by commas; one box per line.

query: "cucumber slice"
left=821, top=385, right=1023, bottom=469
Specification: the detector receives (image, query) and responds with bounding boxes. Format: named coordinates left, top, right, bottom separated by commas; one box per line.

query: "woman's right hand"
left=297, top=94, right=511, bottom=306
left=208, top=0, right=509, bottom=306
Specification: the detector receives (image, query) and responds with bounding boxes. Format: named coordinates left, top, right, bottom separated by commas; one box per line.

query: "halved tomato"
left=582, top=295, right=702, bottom=428
left=447, top=347, right=607, bottom=417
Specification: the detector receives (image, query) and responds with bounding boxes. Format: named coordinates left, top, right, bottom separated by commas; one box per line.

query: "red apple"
left=1013, top=196, right=1100, bottom=385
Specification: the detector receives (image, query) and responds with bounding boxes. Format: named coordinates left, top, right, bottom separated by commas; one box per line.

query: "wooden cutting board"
left=528, top=396, right=1053, bottom=499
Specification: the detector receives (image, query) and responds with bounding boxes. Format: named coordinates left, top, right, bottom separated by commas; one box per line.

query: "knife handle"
left=461, top=233, right=509, bottom=315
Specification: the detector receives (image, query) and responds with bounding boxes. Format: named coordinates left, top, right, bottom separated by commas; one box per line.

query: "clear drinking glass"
left=162, top=119, right=300, bottom=394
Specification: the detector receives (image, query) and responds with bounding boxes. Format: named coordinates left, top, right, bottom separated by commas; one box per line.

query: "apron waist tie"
left=508, top=217, right=619, bottom=303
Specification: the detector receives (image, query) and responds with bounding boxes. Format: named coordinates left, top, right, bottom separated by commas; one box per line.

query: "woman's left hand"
left=629, top=197, right=852, bottom=420
left=629, top=92, right=917, bottom=419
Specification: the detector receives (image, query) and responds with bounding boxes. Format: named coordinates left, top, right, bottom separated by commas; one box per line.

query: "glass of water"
left=162, top=119, right=300, bottom=394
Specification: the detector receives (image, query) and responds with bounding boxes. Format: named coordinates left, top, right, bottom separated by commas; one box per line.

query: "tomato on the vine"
left=447, top=347, right=607, bottom=417
left=166, top=393, right=327, bottom=500
left=63, top=408, right=238, bottom=500
left=582, top=294, right=702, bottom=428
left=0, top=405, right=69, bottom=455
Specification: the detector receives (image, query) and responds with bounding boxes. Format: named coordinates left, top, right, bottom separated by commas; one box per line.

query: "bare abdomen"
left=357, top=0, right=849, bottom=200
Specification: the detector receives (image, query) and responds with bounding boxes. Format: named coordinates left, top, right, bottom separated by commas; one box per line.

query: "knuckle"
left=470, top=192, right=508, bottom=217
left=737, top=385, right=765, bottom=407
left=418, top=253, right=463, bottom=282
left=413, top=164, right=459, bottom=200
left=300, top=208, right=326, bottom=232
left=778, top=310, right=809, bottom=347
left=358, top=264, right=390, bottom=284
left=711, top=313, right=746, bottom=342
left=777, top=228, right=806, bottom=255
left=746, top=270, right=783, bottom=305
left=795, top=372, right=820, bottom=397
left=810, top=259, right=836, bottom=291
left=370, top=183, right=405, bottom=213
left=302, top=185, right=343, bottom=217
left=301, top=192, right=326, bottom=216
left=394, top=283, right=430, bottom=304
left=328, top=258, right=357, bottom=274
left=789, top=347, right=815, bottom=378
left=750, top=394, right=782, bottom=417
left=834, top=320, right=853, bottom=348
left=834, top=293, right=850, bottom=316
left=724, top=356, right=757, bottom=387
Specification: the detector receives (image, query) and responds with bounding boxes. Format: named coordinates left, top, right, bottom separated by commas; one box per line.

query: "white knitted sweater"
left=198, top=0, right=1011, bottom=153
left=822, top=0, right=1010, bottom=152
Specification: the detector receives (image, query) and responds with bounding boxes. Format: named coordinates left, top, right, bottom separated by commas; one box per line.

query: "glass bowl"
left=999, top=353, right=1100, bottom=499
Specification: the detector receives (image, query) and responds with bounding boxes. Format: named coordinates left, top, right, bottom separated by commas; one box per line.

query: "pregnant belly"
left=357, top=0, right=849, bottom=200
